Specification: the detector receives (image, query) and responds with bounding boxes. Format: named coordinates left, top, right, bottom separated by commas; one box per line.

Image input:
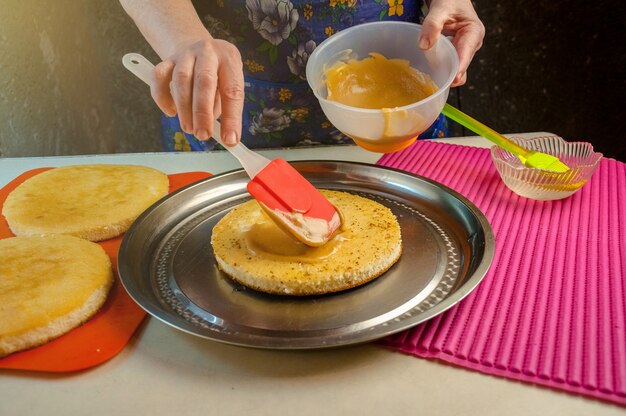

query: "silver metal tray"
left=118, top=161, right=494, bottom=349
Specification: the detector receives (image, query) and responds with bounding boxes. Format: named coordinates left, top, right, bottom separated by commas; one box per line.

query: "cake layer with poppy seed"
left=211, top=190, right=402, bottom=296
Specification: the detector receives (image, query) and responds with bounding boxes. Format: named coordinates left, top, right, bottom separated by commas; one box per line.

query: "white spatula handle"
left=122, top=53, right=270, bottom=179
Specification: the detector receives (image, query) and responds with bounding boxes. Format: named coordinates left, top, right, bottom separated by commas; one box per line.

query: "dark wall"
left=450, top=0, right=626, bottom=161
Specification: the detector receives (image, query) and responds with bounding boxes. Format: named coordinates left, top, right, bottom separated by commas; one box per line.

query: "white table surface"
left=1, top=135, right=623, bottom=416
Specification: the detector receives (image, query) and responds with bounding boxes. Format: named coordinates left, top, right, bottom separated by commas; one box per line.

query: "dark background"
left=447, top=0, right=626, bottom=160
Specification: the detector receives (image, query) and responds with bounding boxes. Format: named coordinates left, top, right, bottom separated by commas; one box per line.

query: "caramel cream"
left=269, top=208, right=342, bottom=246
left=245, top=215, right=350, bottom=263
left=325, top=52, right=438, bottom=109
left=324, top=53, right=439, bottom=152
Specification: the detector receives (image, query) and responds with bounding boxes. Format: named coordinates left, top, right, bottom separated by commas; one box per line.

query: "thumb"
left=418, top=7, right=447, bottom=50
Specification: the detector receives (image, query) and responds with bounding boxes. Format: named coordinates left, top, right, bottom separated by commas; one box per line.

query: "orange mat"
left=0, top=168, right=211, bottom=372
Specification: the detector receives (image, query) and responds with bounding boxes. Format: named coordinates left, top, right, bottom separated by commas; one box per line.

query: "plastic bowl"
left=306, top=21, right=459, bottom=153
left=491, top=136, right=603, bottom=200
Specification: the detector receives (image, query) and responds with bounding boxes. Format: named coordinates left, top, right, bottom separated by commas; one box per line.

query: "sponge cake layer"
left=211, top=190, right=402, bottom=296
left=0, top=235, right=113, bottom=357
left=2, top=164, right=169, bottom=242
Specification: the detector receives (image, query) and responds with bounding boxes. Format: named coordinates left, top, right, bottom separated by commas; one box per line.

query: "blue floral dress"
left=163, top=0, right=449, bottom=151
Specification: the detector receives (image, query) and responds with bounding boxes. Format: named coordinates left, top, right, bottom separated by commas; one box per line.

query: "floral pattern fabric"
left=162, top=0, right=449, bottom=152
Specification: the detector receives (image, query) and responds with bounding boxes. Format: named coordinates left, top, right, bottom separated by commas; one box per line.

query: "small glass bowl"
left=490, top=136, right=603, bottom=200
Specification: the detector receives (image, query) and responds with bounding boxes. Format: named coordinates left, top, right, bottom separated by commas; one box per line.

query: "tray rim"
left=118, top=160, right=495, bottom=349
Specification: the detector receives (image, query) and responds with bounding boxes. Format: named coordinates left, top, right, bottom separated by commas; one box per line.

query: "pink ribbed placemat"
left=377, top=140, right=626, bottom=406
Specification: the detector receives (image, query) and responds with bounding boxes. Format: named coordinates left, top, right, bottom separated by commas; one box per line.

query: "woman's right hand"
left=151, top=37, right=245, bottom=146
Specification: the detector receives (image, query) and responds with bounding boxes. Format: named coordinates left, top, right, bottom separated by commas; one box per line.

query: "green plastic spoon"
left=442, top=103, right=570, bottom=173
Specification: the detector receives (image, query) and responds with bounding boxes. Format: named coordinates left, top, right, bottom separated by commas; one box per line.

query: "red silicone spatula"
left=122, top=53, right=341, bottom=246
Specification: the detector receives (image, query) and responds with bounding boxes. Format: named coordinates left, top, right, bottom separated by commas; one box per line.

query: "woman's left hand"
left=419, top=0, right=485, bottom=86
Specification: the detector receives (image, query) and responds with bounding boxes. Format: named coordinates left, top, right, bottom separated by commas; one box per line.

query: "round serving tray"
left=118, top=161, right=494, bottom=349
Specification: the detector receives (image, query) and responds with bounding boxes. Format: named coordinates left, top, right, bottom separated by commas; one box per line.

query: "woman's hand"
left=419, top=0, right=485, bottom=86
left=119, top=0, right=245, bottom=145
left=152, top=37, right=245, bottom=145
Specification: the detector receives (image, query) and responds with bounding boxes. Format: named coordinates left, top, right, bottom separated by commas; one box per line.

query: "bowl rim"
left=305, top=21, right=460, bottom=114
left=490, top=135, right=604, bottom=172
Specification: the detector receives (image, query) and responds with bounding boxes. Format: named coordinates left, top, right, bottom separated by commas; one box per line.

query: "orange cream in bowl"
left=306, top=21, right=459, bottom=153
left=324, top=53, right=439, bottom=152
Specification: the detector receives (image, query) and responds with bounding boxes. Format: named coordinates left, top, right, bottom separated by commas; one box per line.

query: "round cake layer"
left=211, top=190, right=402, bottom=296
left=2, top=164, right=169, bottom=241
left=0, top=235, right=113, bottom=357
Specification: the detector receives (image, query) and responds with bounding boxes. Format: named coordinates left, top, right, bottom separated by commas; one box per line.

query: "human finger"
left=451, top=70, right=467, bottom=87
left=170, top=53, right=196, bottom=134
left=418, top=7, right=447, bottom=50
left=452, top=22, right=485, bottom=72
left=216, top=43, right=244, bottom=146
left=450, top=25, right=484, bottom=86
left=151, top=60, right=177, bottom=117
left=213, top=92, right=222, bottom=119
left=192, top=52, right=219, bottom=140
